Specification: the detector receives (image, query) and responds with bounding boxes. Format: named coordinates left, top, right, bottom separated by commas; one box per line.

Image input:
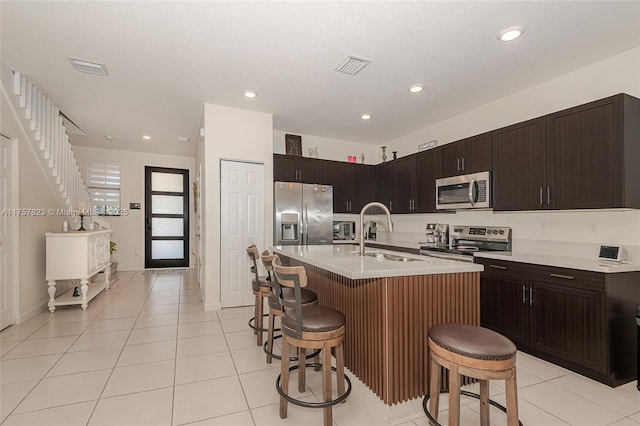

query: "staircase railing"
left=11, top=70, right=88, bottom=210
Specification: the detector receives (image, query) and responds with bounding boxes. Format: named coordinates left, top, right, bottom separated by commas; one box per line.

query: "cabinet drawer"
left=530, top=265, right=604, bottom=291
left=477, top=258, right=529, bottom=280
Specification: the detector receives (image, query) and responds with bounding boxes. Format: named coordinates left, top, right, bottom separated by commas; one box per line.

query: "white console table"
left=45, top=230, right=112, bottom=312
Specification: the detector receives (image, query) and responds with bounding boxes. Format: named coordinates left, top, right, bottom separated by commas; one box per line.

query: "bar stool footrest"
left=263, top=337, right=321, bottom=361
left=248, top=314, right=271, bottom=333
left=276, top=363, right=352, bottom=408
left=422, top=389, right=523, bottom=426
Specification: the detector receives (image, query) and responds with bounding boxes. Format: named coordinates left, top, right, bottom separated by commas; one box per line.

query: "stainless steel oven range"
left=420, top=225, right=511, bottom=262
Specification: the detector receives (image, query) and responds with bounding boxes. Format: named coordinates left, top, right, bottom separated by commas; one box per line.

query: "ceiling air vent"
left=68, top=57, right=109, bottom=76
left=334, top=55, right=372, bottom=75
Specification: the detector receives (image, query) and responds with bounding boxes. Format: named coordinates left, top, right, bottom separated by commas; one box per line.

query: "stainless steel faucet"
left=359, top=202, right=393, bottom=255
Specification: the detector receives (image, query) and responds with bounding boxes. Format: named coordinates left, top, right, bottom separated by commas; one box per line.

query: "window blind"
left=87, top=161, right=121, bottom=215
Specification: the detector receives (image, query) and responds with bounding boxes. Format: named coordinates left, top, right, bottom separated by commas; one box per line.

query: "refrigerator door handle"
left=303, top=203, right=308, bottom=245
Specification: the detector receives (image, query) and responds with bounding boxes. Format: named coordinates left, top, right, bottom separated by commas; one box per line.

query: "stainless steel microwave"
left=436, top=171, right=491, bottom=210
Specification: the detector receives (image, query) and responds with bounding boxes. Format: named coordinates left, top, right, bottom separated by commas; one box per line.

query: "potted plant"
left=110, top=240, right=118, bottom=274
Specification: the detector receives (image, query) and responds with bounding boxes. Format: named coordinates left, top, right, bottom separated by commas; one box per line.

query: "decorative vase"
left=381, top=146, right=387, bottom=162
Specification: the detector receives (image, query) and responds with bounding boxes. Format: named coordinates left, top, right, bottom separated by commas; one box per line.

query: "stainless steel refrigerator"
left=274, top=182, right=333, bottom=245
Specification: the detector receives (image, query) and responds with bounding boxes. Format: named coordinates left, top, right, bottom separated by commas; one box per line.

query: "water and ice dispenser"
left=280, top=213, right=299, bottom=241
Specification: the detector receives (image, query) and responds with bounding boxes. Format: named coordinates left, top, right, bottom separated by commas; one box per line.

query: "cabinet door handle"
left=346, top=201, right=349, bottom=212
left=390, top=201, right=393, bottom=211
left=457, top=158, right=461, bottom=171
left=489, top=264, right=507, bottom=270
left=461, top=157, right=465, bottom=171
left=539, top=187, right=543, bottom=206
left=549, top=273, right=574, bottom=280
left=547, top=186, right=551, bottom=205
left=349, top=201, right=351, bottom=211
left=529, top=287, right=535, bottom=306
left=522, top=285, right=527, bottom=304
left=299, top=170, right=302, bottom=181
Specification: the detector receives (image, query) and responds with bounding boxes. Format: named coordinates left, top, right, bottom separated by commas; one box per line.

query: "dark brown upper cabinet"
left=437, top=132, right=493, bottom=178
left=415, top=149, right=438, bottom=213
left=547, top=94, right=640, bottom=209
left=375, top=161, right=395, bottom=213
left=345, top=163, right=375, bottom=213
left=493, top=94, right=640, bottom=211
left=321, top=161, right=374, bottom=213
left=393, top=156, right=417, bottom=213
left=493, top=117, right=547, bottom=211
left=321, top=160, right=347, bottom=212
left=273, top=154, right=323, bottom=184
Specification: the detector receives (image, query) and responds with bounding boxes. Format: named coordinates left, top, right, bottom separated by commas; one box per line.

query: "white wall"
left=73, top=146, right=196, bottom=271
left=201, top=104, right=273, bottom=310
left=378, top=47, right=640, bottom=254
left=273, top=130, right=380, bottom=165
left=386, top=47, right=640, bottom=156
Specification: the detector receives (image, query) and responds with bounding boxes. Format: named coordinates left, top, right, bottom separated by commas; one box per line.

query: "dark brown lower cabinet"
left=478, top=258, right=639, bottom=387
left=479, top=260, right=529, bottom=345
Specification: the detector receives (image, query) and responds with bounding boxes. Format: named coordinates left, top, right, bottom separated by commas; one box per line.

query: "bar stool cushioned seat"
left=429, top=323, right=516, bottom=360
left=281, top=306, right=345, bottom=333
left=424, top=323, right=522, bottom=426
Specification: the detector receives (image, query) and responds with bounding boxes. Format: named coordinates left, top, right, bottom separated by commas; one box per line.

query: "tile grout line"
left=85, top=271, right=156, bottom=425
left=2, top=273, right=137, bottom=421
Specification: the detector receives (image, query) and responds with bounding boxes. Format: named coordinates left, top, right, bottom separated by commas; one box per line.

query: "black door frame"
left=145, top=166, right=189, bottom=268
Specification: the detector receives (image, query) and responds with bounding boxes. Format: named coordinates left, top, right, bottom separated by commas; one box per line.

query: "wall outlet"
left=540, top=223, right=548, bottom=233
left=588, top=223, right=598, bottom=235
left=135, top=248, right=140, bottom=256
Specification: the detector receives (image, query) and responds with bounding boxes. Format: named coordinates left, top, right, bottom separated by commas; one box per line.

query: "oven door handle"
left=468, top=178, right=478, bottom=207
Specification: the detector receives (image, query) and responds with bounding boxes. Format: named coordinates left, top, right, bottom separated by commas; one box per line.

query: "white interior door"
left=220, top=160, right=264, bottom=308
left=1, top=135, right=15, bottom=330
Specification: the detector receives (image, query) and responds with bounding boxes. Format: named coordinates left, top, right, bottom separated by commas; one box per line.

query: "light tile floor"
left=1, top=269, right=638, bottom=425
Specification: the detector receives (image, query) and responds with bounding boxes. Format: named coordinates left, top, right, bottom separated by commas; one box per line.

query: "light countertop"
left=272, top=245, right=482, bottom=280
left=474, top=251, right=640, bottom=273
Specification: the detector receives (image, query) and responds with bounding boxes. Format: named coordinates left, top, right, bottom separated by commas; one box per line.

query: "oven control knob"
left=499, top=230, right=505, bottom=235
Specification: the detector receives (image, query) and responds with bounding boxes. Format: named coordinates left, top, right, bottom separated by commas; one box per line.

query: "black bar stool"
left=273, top=259, right=351, bottom=426
left=246, top=245, right=270, bottom=347
left=260, top=251, right=319, bottom=364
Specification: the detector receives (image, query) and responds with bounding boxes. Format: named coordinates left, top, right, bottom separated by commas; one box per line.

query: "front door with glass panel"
left=145, top=167, right=189, bottom=268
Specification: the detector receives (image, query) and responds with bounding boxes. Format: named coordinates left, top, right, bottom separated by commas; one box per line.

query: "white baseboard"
left=203, top=302, right=221, bottom=312
left=15, top=300, right=50, bottom=325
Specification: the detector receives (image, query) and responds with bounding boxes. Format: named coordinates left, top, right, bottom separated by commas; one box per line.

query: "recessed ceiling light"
left=68, top=57, right=108, bottom=76
left=498, top=26, right=525, bottom=42
left=142, top=135, right=151, bottom=140
left=361, top=114, right=371, bottom=120
left=408, top=84, right=424, bottom=93
left=177, top=136, right=190, bottom=143
left=104, top=135, right=118, bottom=141
left=244, top=91, right=257, bottom=98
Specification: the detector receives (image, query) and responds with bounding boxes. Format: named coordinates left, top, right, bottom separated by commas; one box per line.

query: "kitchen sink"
left=361, top=251, right=423, bottom=262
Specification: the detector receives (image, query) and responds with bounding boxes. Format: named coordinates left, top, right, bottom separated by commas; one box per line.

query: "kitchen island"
left=271, top=245, right=483, bottom=407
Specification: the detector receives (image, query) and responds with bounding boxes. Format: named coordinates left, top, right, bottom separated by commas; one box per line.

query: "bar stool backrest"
left=261, top=251, right=281, bottom=307
left=246, top=245, right=262, bottom=285
left=272, top=258, right=307, bottom=339
left=261, top=250, right=276, bottom=282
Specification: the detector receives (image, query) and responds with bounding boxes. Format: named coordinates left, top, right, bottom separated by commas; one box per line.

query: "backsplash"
left=339, top=209, right=640, bottom=262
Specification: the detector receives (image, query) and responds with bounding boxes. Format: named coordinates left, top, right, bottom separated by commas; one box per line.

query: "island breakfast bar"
left=272, top=245, right=483, bottom=406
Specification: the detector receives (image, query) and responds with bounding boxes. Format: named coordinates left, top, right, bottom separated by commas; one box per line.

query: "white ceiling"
left=2, top=1, right=639, bottom=157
